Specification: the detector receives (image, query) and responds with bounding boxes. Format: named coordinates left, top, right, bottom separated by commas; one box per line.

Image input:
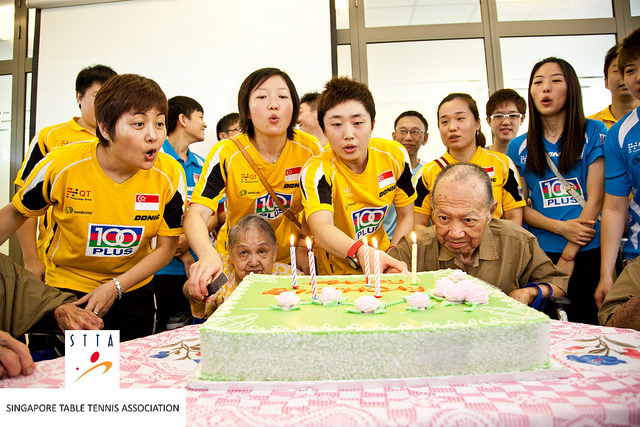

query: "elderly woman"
left=184, top=214, right=291, bottom=320
left=0, top=74, right=186, bottom=341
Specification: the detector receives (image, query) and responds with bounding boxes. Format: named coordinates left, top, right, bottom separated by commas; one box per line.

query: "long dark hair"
left=437, top=93, right=486, bottom=148
left=526, top=57, right=586, bottom=176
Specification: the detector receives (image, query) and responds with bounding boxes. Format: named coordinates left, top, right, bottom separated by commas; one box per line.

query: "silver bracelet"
left=113, top=277, right=123, bottom=299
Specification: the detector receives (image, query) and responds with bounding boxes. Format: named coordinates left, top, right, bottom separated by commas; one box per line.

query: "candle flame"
left=411, top=231, right=416, bottom=244
left=290, top=234, right=295, bottom=247
left=363, top=236, right=368, bottom=246
left=372, top=237, right=378, bottom=249
left=306, top=236, right=312, bottom=250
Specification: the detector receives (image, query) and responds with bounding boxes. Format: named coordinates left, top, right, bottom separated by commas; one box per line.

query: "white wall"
left=36, top=0, right=332, bottom=157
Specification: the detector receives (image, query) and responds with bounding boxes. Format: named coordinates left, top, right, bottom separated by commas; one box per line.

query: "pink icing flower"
left=275, top=291, right=300, bottom=311
left=433, top=278, right=455, bottom=298
left=355, top=295, right=381, bottom=314
left=434, top=278, right=466, bottom=302
left=448, top=269, right=467, bottom=282
left=459, top=281, right=489, bottom=304
left=319, top=286, right=343, bottom=305
left=407, top=292, right=431, bottom=310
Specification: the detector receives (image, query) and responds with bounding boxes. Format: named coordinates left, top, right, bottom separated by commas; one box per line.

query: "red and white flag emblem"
left=378, top=170, right=395, bottom=189
left=285, top=166, right=302, bottom=183
left=135, top=194, right=160, bottom=211
left=483, top=166, right=495, bottom=178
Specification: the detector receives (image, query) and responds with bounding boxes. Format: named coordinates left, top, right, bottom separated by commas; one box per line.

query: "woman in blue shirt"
left=507, top=57, right=606, bottom=324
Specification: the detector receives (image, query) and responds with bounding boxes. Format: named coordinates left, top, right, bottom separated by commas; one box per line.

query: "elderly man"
left=389, top=163, right=568, bottom=306
left=1, top=253, right=103, bottom=378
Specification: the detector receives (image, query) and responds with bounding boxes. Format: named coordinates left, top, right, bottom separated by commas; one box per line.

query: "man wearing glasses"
left=485, top=89, right=526, bottom=155
left=384, top=110, right=429, bottom=239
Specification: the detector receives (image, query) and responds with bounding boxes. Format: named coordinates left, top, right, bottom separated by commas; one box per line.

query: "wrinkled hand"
left=0, top=331, right=34, bottom=378
left=54, top=303, right=103, bottom=331
left=188, top=254, right=224, bottom=300
left=594, top=276, right=614, bottom=308
left=174, top=235, right=190, bottom=257
left=24, top=258, right=46, bottom=281
left=73, top=280, right=119, bottom=317
left=556, top=257, right=575, bottom=276
left=184, top=278, right=221, bottom=319
left=558, top=218, right=596, bottom=246
left=180, top=251, right=196, bottom=279
left=509, top=287, right=538, bottom=306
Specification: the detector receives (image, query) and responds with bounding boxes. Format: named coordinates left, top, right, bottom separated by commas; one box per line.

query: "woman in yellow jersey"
left=0, top=74, right=187, bottom=341
left=414, top=93, right=526, bottom=229
left=300, top=77, right=415, bottom=275
left=185, top=68, right=323, bottom=300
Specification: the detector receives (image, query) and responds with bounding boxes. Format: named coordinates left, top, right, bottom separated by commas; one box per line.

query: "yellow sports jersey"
left=191, top=130, right=323, bottom=263
left=300, top=138, right=416, bottom=275
left=13, top=142, right=187, bottom=294
left=587, top=106, right=617, bottom=130
left=415, top=147, right=525, bottom=218
left=15, top=117, right=98, bottom=263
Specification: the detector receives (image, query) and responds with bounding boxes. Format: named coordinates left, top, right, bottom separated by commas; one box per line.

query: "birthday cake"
left=198, top=270, right=550, bottom=381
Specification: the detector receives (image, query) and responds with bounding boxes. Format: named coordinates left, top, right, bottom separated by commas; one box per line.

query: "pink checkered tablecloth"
left=2, top=320, right=639, bottom=426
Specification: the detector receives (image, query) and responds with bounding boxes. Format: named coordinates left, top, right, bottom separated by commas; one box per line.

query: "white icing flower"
left=433, top=278, right=454, bottom=298
left=355, top=295, right=380, bottom=314
left=406, top=292, right=430, bottom=310
left=459, top=281, right=489, bottom=304
left=319, top=286, right=343, bottom=305
left=275, top=291, right=300, bottom=311
left=448, top=269, right=467, bottom=282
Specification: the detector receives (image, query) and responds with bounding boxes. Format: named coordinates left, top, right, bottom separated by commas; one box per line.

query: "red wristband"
left=560, top=255, right=575, bottom=262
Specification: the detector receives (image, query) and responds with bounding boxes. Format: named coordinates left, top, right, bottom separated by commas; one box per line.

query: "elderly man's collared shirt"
left=388, top=218, right=568, bottom=295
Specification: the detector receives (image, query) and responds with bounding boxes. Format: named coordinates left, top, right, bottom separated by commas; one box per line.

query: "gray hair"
left=228, top=214, right=277, bottom=250
left=431, top=162, right=495, bottom=211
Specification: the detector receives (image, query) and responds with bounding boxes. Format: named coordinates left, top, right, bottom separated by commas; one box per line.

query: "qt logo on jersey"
left=85, top=224, right=144, bottom=257
left=352, top=206, right=387, bottom=241
left=540, top=177, right=582, bottom=208
left=255, top=192, right=292, bottom=220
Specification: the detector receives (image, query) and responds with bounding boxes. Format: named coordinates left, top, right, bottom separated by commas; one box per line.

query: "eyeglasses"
left=395, top=128, right=425, bottom=137
left=489, top=113, right=523, bottom=122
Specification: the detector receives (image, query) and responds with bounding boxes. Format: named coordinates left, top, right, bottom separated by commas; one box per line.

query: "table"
left=2, top=320, right=640, bottom=426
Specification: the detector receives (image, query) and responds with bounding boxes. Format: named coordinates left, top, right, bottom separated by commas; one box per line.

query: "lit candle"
left=362, top=236, right=371, bottom=287
left=306, top=237, right=317, bottom=299
left=373, top=237, right=381, bottom=298
left=411, top=231, right=417, bottom=284
left=290, top=234, right=298, bottom=289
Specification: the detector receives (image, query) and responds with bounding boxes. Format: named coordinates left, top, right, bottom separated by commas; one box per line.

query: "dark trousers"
left=546, top=247, right=601, bottom=325
left=149, top=274, right=190, bottom=333
left=60, top=284, right=155, bottom=342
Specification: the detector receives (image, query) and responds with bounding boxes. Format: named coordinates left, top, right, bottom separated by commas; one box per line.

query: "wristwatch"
left=346, top=241, right=365, bottom=270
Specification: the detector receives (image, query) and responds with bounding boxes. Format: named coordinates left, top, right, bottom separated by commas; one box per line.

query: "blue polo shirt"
left=156, top=139, right=205, bottom=276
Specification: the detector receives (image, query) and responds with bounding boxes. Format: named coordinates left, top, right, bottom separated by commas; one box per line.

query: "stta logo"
left=66, top=187, right=92, bottom=201
left=85, top=224, right=144, bottom=257
left=351, top=206, right=387, bottom=241
left=255, top=192, right=292, bottom=219
left=65, top=330, right=120, bottom=389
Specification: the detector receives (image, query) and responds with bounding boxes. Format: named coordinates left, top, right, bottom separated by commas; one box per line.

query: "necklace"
left=254, top=140, right=285, bottom=164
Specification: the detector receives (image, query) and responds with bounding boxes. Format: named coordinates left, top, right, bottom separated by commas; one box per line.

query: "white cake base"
left=187, top=359, right=570, bottom=391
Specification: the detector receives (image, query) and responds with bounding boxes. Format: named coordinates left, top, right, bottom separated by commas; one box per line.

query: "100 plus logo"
left=539, top=177, right=582, bottom=208
left=255, top=192, right=292, bottom=220
left=85, top=224, right=144, bottom=257
left=351, top=206, right=387, bottom=241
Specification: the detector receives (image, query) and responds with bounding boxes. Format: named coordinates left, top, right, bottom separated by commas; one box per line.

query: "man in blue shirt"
left=152, top=96, right=211, bottom=332
left=597, top=28, right=640, bottom=307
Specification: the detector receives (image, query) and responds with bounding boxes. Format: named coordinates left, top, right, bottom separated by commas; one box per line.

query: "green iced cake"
left=199, top=270, right=550, bottom=381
